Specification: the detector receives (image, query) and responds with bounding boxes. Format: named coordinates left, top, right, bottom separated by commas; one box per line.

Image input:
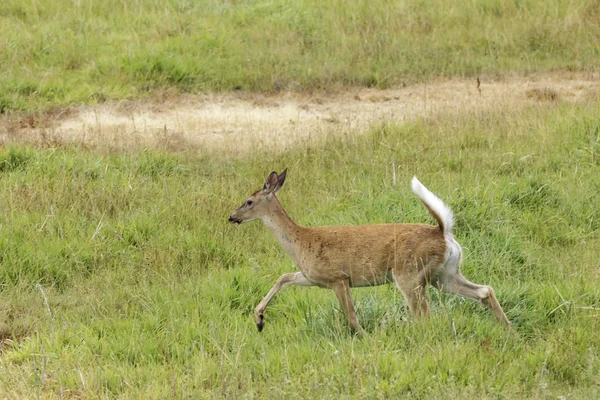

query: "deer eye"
left=246, top=200, right=254, bottom=206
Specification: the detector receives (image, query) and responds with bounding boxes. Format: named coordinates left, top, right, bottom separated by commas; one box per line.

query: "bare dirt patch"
left=1, top=72, right=598, bottom=155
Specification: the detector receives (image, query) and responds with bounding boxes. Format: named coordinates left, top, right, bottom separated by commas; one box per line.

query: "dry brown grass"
left=1, top=72, right=598, bottom=155
left=525, top=88, right=561, bottom=102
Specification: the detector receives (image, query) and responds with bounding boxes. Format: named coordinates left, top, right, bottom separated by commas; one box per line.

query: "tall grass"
left=1, top=0, right=599, bottom=112
left=0, top=99, right=599, bottom=397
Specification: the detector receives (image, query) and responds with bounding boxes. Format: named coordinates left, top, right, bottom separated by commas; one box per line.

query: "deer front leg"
left=331, top=280, right=364, bottom=334
left=254, top=272, right=312, bottom=332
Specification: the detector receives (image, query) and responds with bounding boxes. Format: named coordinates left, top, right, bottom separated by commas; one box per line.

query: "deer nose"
left=228, top=215, right=234, bottom=222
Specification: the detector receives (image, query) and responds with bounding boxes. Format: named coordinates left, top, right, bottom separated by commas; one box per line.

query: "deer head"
left=228, top=169, right=287, bottom=225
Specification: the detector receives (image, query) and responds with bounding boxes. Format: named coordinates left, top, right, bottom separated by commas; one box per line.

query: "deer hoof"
left=256, top=313, right=264, bottom=332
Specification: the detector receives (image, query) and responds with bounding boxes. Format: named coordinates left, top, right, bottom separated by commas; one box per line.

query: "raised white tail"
left=411, top=176, right=454, bottom=233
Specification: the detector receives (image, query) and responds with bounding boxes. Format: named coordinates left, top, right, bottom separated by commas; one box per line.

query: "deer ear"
left=263, top=169, right=288, bottom=194
left=275, top=168, right=287, bottom=192
left=263, top=171, right=279, bottom=193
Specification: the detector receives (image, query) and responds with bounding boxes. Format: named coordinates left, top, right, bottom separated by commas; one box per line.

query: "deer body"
left=229, top=170, right=510, bottom=333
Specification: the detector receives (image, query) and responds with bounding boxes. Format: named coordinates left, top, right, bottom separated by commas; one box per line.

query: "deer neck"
left=261, top=195, right=303, bottom=261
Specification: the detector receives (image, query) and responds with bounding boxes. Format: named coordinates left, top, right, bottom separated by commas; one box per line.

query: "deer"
left=228, top=169, right=511, bottom=334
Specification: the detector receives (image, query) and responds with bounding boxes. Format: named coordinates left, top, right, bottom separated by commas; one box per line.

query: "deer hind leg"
left=435, top=250, right=511, bottom=327
left=254, top=272, right=313, bottom=332
left=390, top=255, right=447, bottom=318
left=330, top=279, right=364, bottom=334
left=392, top=270, right=430, bottom=318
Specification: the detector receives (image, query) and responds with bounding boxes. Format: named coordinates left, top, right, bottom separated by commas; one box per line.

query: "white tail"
left=229, top=171, right=510, bottom=333
left=411, top=176, right=454, bottom=233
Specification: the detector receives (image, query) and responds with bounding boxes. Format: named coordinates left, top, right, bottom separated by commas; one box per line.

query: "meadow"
left=0, top=99, right=599, bottom=398
left=1, top=0, right=600, bottom=398
left=1, top=0, right=599, bottom=112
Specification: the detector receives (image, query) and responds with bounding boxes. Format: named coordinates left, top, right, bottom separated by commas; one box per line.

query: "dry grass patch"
left=1, top=73, right=598, bottom=155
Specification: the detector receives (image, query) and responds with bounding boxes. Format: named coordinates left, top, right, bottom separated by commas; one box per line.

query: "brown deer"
left=229, top=169, right=510, bottom=333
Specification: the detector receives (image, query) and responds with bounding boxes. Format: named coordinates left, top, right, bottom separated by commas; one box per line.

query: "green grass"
left=0, top=99, right=599, bottom=398
left=1, top=0, right=599, bottom=112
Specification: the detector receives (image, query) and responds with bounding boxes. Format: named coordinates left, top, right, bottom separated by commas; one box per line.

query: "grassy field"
left=0, top=98, right=599, bottom=398
left=1, top=0, right=600, bottom=398
left=1, top=0, right=600, bottom=112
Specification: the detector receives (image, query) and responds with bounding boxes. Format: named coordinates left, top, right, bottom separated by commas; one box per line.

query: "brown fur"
left=298, top=223, right=445, bottom=287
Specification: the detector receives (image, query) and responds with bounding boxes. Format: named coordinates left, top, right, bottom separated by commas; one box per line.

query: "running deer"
left=228, top=169, right=510, bottom=333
